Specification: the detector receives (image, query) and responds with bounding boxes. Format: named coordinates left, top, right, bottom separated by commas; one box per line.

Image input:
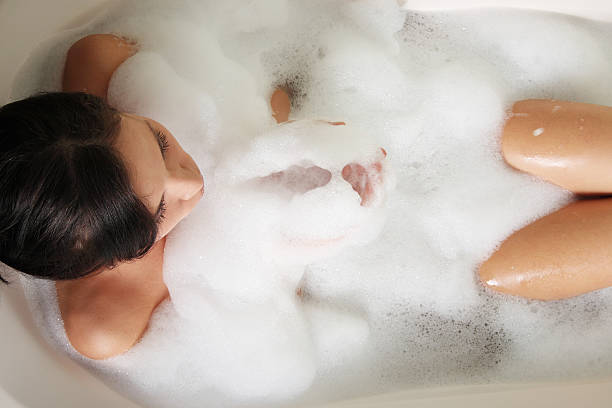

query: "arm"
left=62, top=34, right=138, bottom=99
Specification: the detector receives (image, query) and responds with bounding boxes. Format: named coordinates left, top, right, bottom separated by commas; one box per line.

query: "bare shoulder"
left=57, top=280, right=158, bottom=360
left=62, top=33, right=139, bottom=98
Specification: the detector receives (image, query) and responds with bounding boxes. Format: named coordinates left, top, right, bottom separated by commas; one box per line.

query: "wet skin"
left=56, top=35, right=388, bottom=360
left=479, top=99, right=612, bottom=300
left=58, top=34, right=203, bottom=359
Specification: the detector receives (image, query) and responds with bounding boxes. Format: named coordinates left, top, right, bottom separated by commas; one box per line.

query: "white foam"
left=12, top=0, right=612, bottom=407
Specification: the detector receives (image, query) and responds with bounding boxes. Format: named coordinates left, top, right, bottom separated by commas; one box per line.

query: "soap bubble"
left=13, top=1, right=612, bottom=407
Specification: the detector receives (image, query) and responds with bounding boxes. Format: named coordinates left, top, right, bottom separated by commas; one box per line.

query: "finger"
left=361, top=180, right=375, bottom=207
left=342, top=163, right=368, bottom=204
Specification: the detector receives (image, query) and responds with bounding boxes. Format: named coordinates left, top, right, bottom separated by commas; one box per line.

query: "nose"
left=168, top=163, right=204, bottom=201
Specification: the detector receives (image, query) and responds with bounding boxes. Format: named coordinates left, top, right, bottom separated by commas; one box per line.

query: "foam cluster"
left=12, top=0, right=612, bottom=407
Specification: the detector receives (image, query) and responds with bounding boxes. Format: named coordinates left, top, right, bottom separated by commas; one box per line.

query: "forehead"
left=114, top=114, right=165, bottom=211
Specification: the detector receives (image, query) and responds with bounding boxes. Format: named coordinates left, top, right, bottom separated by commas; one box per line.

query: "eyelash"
left=156, top=195, right=167, bottom=226
left=153, top=127, right=169, bottom=226
left=156, top=129, right=170, bottom=157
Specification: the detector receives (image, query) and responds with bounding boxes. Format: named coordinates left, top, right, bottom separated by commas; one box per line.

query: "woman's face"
left=114, top=113, right=204, bottom=241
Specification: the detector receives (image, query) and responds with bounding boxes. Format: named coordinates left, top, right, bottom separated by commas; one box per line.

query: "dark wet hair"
left=0, top=92, right=160, bottom=284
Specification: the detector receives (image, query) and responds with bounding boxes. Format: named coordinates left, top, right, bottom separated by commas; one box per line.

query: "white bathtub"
left=1, top=0, right=612, bottom=407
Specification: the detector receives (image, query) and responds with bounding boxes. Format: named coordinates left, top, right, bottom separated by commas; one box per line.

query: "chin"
left=156, top=222, right=177, bottom=242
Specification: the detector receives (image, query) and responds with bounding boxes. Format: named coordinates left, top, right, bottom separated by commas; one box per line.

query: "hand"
left=255, top=165, right=332, bottom=194
left=341, top=148, right=387, bottom=207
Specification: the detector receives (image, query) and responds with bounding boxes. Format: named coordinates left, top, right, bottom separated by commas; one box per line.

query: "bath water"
left=10, top=1, right=612, bottom=407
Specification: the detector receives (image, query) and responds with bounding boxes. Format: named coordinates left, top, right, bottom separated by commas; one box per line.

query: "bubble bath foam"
left=11, top=1, right=612, bottom=407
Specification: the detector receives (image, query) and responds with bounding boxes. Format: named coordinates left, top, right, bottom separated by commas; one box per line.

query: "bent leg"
left=502, top=99, right=612, bottom=195
left=478, top=197, right=612, bottom=300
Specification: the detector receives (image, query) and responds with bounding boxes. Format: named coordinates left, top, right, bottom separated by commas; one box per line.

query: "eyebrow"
left=145, top=120, right=166, bottom=221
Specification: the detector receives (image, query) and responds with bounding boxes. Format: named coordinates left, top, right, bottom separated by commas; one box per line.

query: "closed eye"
left=146, top=120, right=170, bottom=159
left=155, top=129, right=170, bottom=158
left=155, top=194, right=167, bottom=226
left=145, top=120, right=169, bottom=226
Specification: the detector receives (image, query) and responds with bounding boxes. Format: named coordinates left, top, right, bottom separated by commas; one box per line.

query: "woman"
left=0, top=34, right=384, bottom=360
left=0, top=34, right=205, bottom=360
left=479, top=99, right=612, bottom=301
